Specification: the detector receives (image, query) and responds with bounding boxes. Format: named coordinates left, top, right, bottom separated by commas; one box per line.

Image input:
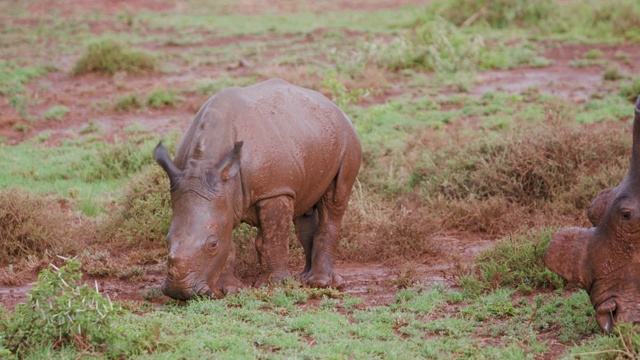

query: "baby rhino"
left=545, top=95, right=640, bottom=333
left=154, top=78, right=362, bottom=300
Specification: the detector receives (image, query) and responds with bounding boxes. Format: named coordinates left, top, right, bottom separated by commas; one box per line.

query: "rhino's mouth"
left=161, top=275, right=213, bottom=300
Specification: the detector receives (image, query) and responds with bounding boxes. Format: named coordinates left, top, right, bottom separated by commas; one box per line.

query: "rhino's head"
left=545, top=95, right=640, bottom=333
left=154, top=141, right=243, bottom=300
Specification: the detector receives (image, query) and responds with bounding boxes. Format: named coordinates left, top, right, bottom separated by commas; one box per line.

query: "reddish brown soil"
left=2, top=1, right=640, bottom=357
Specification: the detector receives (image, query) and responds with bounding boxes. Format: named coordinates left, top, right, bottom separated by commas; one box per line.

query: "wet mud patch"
left=472, top=43, right=640, bottom=100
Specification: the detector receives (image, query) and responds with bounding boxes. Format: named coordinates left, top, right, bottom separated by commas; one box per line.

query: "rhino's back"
left=175, top=78, right=361, bottom=217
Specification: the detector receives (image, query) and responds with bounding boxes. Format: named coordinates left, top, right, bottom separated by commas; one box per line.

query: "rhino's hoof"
left=223, top=284, right=241, bottom=296
left=305, top=272, right=345, bottom=290
left=212, top=273, right=244, bottom=298
left=255, top=270, right=292, bottom=288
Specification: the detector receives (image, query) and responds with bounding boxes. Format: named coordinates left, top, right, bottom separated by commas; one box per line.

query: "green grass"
left=146, top=89, right=177, bottom=108
left=114, top=94, right=143, bottom=112
left=459, top=227, right=564, bottom=295
left=0, top=135, right=174, bottom=215
left=1, top=263, right=611, bottom=359
left=72, top=39, right=155, bottom=75
left=0, top=61, right=53, bottom=97
left=3, top=1, right=640, bottom=358
left=42, top=105, right=69, bottom=121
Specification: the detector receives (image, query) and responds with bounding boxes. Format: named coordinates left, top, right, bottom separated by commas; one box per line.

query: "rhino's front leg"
left=254, top=196, right=294, bottom=287
left=209, top=241, right=244, bottom=298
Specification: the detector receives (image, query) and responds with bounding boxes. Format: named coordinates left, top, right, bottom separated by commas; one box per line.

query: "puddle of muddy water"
left=472, top=68, right=602, bottom=101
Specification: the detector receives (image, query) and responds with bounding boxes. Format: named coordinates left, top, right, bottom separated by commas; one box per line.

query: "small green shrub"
left=603, top=67, right=623, bottom=81
left=319, top=71, right=368, bottom=108
left=584, top=49, right=604, bottom=59
left=114, top=93, right=143, bottom=112
left=461, top=227, right=564, bottom=294
left=80, top=135, right=158, bottom=182
left=620, top=79, right=640, bottom=102
left=43, top=105, right=69, bottom=121
left=79, top=120, right=102, bottom=134
left=72, top=39, right=155, bottom=75
left=11, top=122, right=29, bottom=133
left=366, top=18, right=484, bottom=74
left=146, top=89, right=177, bottom=108
left=0, top=258, right=117, bottom=356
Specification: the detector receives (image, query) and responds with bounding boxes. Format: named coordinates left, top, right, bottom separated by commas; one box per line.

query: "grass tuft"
left=146, top=89, right=177, bottom=108
left=411, top=101, right=629, bottom=213
left=620, top=79, right=640, bottom=103
left=459, top=227, right=564, bottom=295
left=42, top=105, right=69, bottom=121
left=437, top=0, right=556, bottom=28
left=72, top=39, right=155, bottom=75
left=98, top=165, right=171, bottom=249
left=0, top=188, right=80, bottom=265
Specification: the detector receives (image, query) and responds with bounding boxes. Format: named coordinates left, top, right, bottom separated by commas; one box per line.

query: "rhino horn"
left=154, top=142, right=182, bottom=188
left=630, top=95, right=640, bottom=178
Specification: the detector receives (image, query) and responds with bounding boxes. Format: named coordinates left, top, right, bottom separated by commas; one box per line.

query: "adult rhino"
left=545, top=95, right=640, bottom=333
left=154, top=78, right=362, bottom=300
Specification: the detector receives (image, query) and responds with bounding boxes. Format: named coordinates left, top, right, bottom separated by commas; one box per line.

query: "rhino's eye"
left=207, top=235, right=219, bottom=248
left=621, top=210, right=632, bottom=221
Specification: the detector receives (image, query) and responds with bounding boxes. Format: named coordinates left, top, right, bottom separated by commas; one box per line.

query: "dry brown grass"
left=340, top=185, right=442, bottom=262
left=0, top=188, right=82, bottom=266
left=411, top=110, right=630, bottom=222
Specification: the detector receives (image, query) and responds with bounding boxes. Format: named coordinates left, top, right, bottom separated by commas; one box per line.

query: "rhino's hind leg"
left=254, top=196, right=295, bottom=287
left=303, top=158, right=358, bottom=289
left=294, top=208, right=318, bottom=278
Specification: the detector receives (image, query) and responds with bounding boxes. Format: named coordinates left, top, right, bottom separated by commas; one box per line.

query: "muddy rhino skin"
left=545, top=95, right=640, bottom=333
left=154, top=78, right=362, bottom=300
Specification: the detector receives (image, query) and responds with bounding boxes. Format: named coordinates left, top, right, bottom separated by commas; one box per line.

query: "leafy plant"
left=319, top=71, right=368, bottom=108
left=0, top=258, right=117, bottom=356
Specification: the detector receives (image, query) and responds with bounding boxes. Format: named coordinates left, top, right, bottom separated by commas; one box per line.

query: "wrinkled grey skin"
left=154, top=78, right=362, bottom=300
left=545, top=95, right=640, bottom=333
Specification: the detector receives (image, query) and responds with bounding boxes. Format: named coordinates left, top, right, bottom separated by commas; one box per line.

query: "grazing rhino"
left=154, top=78, right=362, bottom=300
left=545, top=95, right=640, bottom=333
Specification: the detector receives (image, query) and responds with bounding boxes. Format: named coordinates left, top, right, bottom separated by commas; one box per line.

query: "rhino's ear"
left=214, top=141, right=243, bottom=182
left=587, top=188, right=613, bottom=226
left=154, top=142, right=182, bottom=189
left=544, top=227, right=593, bottom=291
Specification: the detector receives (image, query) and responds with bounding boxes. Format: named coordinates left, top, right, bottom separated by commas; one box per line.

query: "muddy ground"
left=1, top=1, right=640, bottom=351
